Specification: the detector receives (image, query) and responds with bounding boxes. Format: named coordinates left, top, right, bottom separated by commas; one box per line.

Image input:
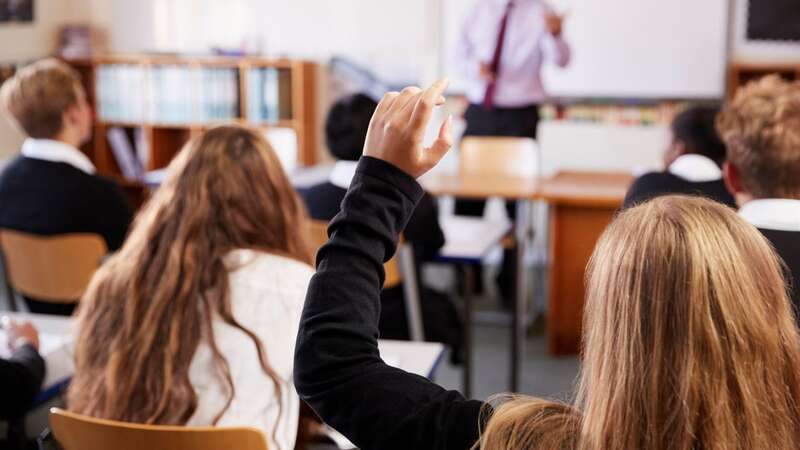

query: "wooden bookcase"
left=65, top=55, right=318, bottom=179
left=727, top=62, right=800, bottom=99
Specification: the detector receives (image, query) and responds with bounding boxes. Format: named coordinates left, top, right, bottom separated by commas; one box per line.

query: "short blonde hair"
left=0, top=58, right=83, bottom=139
left=717, top=75, right=800, bottom=198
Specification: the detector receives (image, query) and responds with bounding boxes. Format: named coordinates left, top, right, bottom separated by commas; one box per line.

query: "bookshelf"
left=727, top=62, right=800, bottom=98
left=64, top=55, right=319, bottom=179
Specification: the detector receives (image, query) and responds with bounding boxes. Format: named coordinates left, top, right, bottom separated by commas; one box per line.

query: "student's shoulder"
left=228, top=249, right=314, bottom=286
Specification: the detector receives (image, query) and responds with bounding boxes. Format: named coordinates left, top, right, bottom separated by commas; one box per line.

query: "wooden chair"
left=459, top=136, right=539, bottom=178
left=49, top=408, right=268, bottom=450
left=307, top=220, right=425, bottom=341
left=0, top=230, right=107, bottom=311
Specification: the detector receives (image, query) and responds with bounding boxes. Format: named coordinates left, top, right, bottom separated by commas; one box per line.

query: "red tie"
left=483, top=0, right=514, bottom=109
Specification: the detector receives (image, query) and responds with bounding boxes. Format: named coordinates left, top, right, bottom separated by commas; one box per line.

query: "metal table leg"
left=462, top=264, right=474, bottom=398
left=511, top=199, right=532, bottom=392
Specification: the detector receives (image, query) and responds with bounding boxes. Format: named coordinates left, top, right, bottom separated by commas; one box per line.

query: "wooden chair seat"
left=49, top=408, right=269, bottom=450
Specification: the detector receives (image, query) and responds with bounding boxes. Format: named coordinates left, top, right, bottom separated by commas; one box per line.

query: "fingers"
left=392, top=86, right=423, bottom=116
left=411, top=78, right=450, bottom=132
left=421, top=115, right=454, bottom=170
left=374, top=91, right=401, bottom=118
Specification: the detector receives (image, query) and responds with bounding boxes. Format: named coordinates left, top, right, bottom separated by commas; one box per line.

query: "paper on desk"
left=439, top=216, right=512, bottom=260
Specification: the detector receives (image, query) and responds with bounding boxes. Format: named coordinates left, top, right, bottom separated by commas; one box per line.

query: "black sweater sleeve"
left=294, top=157, right=486, bottom=450
left=404, top=192, right=446, bottom=256
left=0, top=344, right=45, bottom=420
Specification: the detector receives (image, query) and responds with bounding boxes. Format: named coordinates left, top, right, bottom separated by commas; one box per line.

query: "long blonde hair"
left=480, top=196, right=800, bottom=449
left=68, top=125, right=312, bottom=444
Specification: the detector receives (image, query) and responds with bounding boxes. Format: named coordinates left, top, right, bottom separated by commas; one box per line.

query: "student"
left=623, top=105, right=735, bottom=209
left=67, top=125, right=314, bottom=450
left=0, top=317, right=44, bottom=422
left=294, top=80, right=800, bottom=450
left=0, top=58, right=134, bottom=315
left=301, top=93, right=462, bottom=354
left=717, top=75, right=800, bottom=312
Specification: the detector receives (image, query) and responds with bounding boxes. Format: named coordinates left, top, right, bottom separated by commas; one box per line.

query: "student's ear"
left=723, top=161, right=750, bottom=207
left=662, top=140, right=684, bottom=168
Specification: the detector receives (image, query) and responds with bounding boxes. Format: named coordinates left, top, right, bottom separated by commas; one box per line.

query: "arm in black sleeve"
left=404, top=192, right=446, bottom=254
left=294, top=157, right=486, bottom=450
left=0, top=345, right=45, bottom=420
left=99, top=180, right=135, bottom=251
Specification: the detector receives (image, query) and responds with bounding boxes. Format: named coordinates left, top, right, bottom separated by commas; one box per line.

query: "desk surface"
left=1, top=313, right=445, bottom=387
left=422, top=170, right=632, bottom=206
left=421, top=173, right=540, bottom=200
left=537, top=171, right=633, bottom=208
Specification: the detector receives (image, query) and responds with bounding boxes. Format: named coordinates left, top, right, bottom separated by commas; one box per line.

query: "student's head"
left=68, top=125, right=311, bottom=429
left=717, top=75, right=800, bottom=205
left=325, top=93, right=378, bottom=161
left=481, top=196, right=800, bottom=450
left=0, top=58, right=92, bottom=146
left=663, top=105, right=726, bottom=168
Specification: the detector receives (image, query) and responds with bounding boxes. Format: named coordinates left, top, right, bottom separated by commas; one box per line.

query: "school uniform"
left=623, top=154, right=736, bottom=209
left=0, top=139, right=134, bottom=314
left=187, top=249, right=314, bottom=450
left=0, top=344, right=45, bottom=421
left=295, top=157, right=486, bottom=450
left=739, top=199, right=800, bottom=313
left=300, top=161, right=464, bottom=350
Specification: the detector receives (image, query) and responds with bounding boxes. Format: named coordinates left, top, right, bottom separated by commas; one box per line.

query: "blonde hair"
left=480, top=196, right=800, bottom=450
left=0, top=58, right=83, bottom=139
left=717, top=75, right=800, bottom=198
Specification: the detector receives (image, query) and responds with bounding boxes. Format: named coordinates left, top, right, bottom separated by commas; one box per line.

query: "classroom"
left=1, top=0, right=800, bottom=449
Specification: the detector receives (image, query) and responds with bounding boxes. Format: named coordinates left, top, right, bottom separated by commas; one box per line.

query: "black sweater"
left=0, top=344, right=45, bottom=421
left=623, top=172, right=736, bottom=210
left=0, top=156, right=134, bottom=314
left=759, top=228, right=800, bottom=314
left=0, top=156, right=134, bottom=251
left=295, top=157, right=485, bottom=450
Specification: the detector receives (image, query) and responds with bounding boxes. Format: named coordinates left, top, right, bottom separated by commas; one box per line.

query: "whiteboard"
left=443, top=0, right=730, bottom=99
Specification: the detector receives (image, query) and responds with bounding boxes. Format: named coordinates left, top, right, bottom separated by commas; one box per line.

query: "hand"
left=479, top=62, right=496, bottom=83
left=363, top=79, right=454, bottom=179
left=544, top=11, right=564, bottom=37
left=2, top=316, right=39, bottom=351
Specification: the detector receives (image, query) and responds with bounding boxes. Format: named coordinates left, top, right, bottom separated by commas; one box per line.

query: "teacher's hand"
left=544, top=11, right=564, bottom=37
left=479, top=62, right=496, bottom=83
left=364, top=79, right=453, bottom=179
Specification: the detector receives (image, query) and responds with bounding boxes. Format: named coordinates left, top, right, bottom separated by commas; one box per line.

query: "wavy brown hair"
left=68, top=125, right=312, bottom=441
left=480, top=196, right=800, bottom=450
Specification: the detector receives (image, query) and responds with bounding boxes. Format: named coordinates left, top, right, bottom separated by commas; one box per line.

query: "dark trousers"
left=457, top=103, right=540, bottom=303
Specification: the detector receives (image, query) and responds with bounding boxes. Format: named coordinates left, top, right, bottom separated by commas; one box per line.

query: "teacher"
left=455, top=0, right=570, bottom=139
left=454, top=0, right=570, bottom=302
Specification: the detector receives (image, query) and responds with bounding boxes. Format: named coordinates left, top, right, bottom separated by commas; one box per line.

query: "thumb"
left=421, top=115, right=453, bottom=170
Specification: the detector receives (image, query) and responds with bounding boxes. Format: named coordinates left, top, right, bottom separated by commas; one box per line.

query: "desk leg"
left=511, top=200, right=532, bottom=392
left=462, top=264, right=474, bottom=398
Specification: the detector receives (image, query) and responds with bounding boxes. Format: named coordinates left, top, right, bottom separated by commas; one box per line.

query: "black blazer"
left=295, top=158, right=485, bottom=450
left=759, top=228, right=800, bottom=314
left=623, top=172, right=736, bottom=209
left=0, top=156, right=134, bottom=314
left=0, top=344, right=45, bottom=421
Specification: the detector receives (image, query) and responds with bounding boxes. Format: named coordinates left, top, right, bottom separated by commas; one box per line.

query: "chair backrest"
left=307, top=220, right=402, bottom=288
left=49, top=408, right=268, bottom=450
left=0, top=230, right=107, bottom=302
left=459, top=136, right=539, bottom=178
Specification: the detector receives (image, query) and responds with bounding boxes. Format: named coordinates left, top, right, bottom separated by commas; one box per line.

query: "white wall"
left=100, top=0, right=439, bottom=85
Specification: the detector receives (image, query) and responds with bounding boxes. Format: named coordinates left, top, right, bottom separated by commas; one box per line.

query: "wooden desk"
left=538, top=171, right=633, bottom=355
left=422, top=172, right=538, bottom=392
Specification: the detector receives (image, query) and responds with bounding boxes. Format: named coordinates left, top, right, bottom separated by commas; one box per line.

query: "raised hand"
left=363, top=79, right=453, bottom=179
left=544, top=11, right=564, bottom=37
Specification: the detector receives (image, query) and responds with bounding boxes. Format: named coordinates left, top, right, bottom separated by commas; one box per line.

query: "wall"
left=0, top=0, right=100, bottom=158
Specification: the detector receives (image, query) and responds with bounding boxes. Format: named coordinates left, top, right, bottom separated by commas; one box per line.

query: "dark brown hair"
left=68, top=125, right=312, bottom=440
